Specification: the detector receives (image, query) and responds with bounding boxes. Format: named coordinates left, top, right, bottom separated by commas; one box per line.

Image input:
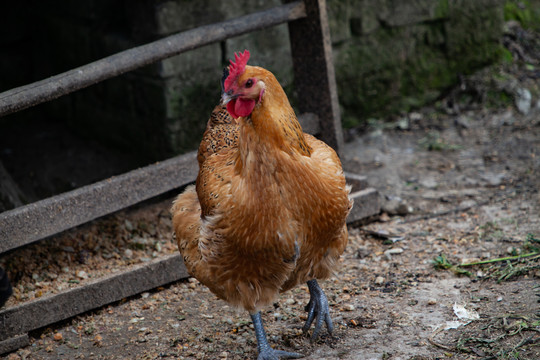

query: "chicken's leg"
left=303, top=279, right=333, bottom=341
left=250, top=312, right=303, bottom=360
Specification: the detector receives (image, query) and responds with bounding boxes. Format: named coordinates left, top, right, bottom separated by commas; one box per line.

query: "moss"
left=497, top=45, right=515, bottom=64
left=335, top=0, right=505, bottom=128
left=336, top=24, right=456, bottom=126
left=433, top=0, right=449, bottom=19
left=504, top=0, right=540, bottom=31
left=485, top=89, right=513, bottom=108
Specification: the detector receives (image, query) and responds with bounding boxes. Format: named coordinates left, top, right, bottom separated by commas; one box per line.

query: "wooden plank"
left=286, top=0, right=344, bottom=154
left=0, top=151, right=198, bottom=254
left=0, top=254, right=188, bottom=342
left=0, top=334, right=29, bottom=356
left=0, top=1, right=306, bottom=118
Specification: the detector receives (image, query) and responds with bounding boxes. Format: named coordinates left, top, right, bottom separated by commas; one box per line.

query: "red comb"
left=224, top=50, right=250, bottom=90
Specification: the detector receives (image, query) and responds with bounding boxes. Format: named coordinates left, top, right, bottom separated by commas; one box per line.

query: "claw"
left=303, top=279, right=333, bottom=341
left=257, top=349, right=304, bottom=360
left=250, top=312, right=304, bottom=359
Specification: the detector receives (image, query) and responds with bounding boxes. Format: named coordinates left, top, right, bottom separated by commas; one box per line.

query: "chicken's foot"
left=303, top=279, right=333, bottom=341
left=250, top=312, right=303, bottom=360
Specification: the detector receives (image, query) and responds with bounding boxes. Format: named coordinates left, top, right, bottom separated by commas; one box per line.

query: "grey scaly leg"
left=250, top=312, right=303, bottom=359
left=303, top=279, right=333, bottom=341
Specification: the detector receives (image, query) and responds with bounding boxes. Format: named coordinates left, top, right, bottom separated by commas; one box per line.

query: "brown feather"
left=172, top=65, right=351, bottom=313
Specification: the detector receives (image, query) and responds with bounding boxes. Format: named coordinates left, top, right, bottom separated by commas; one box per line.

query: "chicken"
left=171, top=50, right=352, bottom=359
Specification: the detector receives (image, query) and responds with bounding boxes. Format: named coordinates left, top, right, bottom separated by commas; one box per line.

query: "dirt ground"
left=2, top=25, right=540, bottom=360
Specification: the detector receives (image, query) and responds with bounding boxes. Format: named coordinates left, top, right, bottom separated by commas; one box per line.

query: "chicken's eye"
left=245, top=79, right=253, bottom=88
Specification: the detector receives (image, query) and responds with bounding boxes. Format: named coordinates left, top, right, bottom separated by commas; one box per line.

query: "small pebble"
left=375, top=276, right=385, bottom=285
left=125, top=219, right=134, bottom=231
left=285, top=298, right=296, bottom=305
left=124, top=249, right=133, bottom=259
left=76, top=270, right=88, bottom=280
left=53, top=332, right=63, bottom=341
left=342, top=304, right=355, bottom=311
left=427, top=298, right=437, bottom=305
left=506, top=246, right=520, bottom=255
left=221, top=317, right=233, bottom=324
left=497, top=296, right=503, bottom=302
left=384, top=247, right=404, bottom=259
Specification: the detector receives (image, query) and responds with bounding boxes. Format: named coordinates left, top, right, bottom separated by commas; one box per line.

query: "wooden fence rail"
left=0, top=1, right=306, bottom=118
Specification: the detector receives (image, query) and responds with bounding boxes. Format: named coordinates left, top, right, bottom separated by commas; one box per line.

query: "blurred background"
left=0, top=0, right=538, bottom=210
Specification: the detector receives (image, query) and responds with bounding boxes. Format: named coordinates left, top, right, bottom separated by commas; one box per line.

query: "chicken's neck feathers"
left=235, top=83, right=311, bottom=176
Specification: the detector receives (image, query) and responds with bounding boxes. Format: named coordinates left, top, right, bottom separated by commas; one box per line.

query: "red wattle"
left=226, top=98, right=255, bottom=119
left=226, top=101, right=238, bottom=119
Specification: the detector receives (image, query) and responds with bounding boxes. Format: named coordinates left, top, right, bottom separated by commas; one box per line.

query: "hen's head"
left=221, top=50, right=266, bottom=119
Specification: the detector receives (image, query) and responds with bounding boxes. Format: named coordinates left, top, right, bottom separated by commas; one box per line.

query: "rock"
left=384, top=248, right=404, bottom=256
left=342, top=304, right=355, bottom=311
left=396, top=117, right=410, bottom=130
left=515, top=88, right=532, bottom=115
left=124, top=219, right=134, bottom=231
left=124, top=249, right=133, bottom=259
left=479, top=172, right=506, bottom=186
left=285, top=298, right=296, bottom=305
left=356, top=246, right=371, bottom=259
left=130, top=236, right=148, bottom=249
left=375, top=276, right=385, bottom=285
left=53, top=332, right=63, bottom=341
left=76, top=270, right=88, bottom=280
left=409, top=112, right=423, bottom=121
left=490, top=109, right=515, bottom=127
left=455, top=115, right=471, bottom=128
left=420, top=177, right=438, bottom=189
left=458, top=199, right=477, bottom=209
left=383, top=198, right=414, bottom=215
left=427, top=298, right=437, bottom=305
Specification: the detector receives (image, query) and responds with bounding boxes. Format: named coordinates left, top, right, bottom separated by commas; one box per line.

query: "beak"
left=221, top=90, right=238, bottom=106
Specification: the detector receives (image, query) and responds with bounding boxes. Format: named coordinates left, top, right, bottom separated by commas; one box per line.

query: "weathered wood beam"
left=0, top=1, right=306, bottom=117
left=286, top=0, right=344, bottom=154
left=0, top=254, right=188, bottom=344
left=0, top=152, right=198, bottom=253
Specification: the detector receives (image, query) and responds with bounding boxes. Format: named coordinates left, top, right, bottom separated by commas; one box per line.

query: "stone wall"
left=331, top=0, right=504, bottom=127
left=0, top=0, right=505, bottom=161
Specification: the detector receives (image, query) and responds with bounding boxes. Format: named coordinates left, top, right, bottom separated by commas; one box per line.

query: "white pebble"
left=384, top=248, right=404, bottom=255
